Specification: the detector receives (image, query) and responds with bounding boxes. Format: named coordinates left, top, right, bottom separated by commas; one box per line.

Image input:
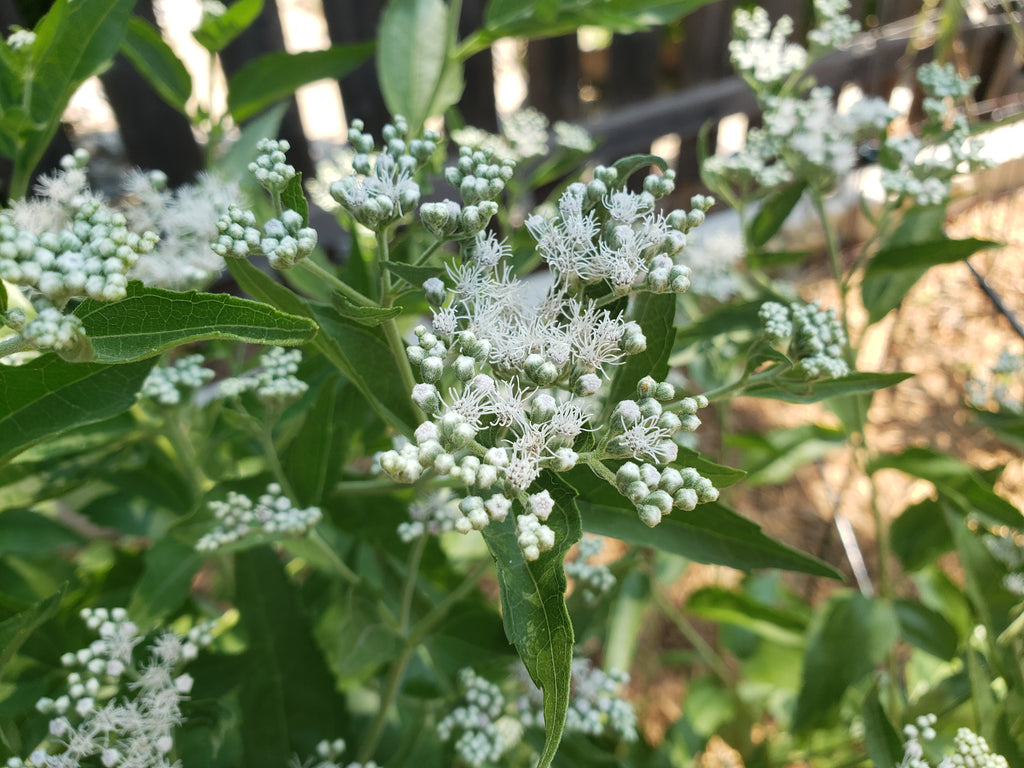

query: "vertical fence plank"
left=458, top=0, right=498, bottom=131
left=321, top=0, right=391, bottom=135
left=526, top=35, right=581, bottom=121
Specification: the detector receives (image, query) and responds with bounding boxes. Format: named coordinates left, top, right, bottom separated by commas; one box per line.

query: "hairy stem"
left=0, top=334, right=32, bottom=360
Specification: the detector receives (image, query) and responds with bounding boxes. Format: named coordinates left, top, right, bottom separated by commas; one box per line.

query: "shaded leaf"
left=687, top=587, right=807, bottom=646
left=862, top=688, right=903, bottom=768
left=566, top=468, right=839, bottom=577
left=285, top=376, right=342, bottom=506
left=747, top=181, right=806, bottom=248
left=381, top=261, right=443, bottom=287
left=121, top=17, right=191, bottom=113
left=744, top=372, right=912, bottom=403
left=610, top=154, right=668, bottom=185
left=74, top=281, right=316, bottom=362
left=128, top=537, right=203, bottom=628
left=0, top=356, right=154, bottom=466
left=227, top=43, right=373, bottom=122
left=673, top=300, right=763, bottom=351
left=330, top=294, right=402, bottom=326
left=893, top=599, right=959, bottom=660
left=891, top=498, right=953, bottom=571
left=193, top=0, right=264, bottom=53
left=793, top=593, right=898, bottom=733
left=281, top=173, right=308, bottom=227
left=481, top=474, right=581, bottom=768
left=0, top=509, right=82, bottom=557
left=0, top=587, right=64, bottom=678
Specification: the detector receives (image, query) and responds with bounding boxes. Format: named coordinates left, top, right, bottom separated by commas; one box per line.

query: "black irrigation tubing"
left=966, top=259, right=1024, bottom=342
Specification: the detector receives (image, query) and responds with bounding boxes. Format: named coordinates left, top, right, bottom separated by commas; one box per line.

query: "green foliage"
left=121, top=17, right=192, bottom=113
left=192, top=0, right=264, bottom=53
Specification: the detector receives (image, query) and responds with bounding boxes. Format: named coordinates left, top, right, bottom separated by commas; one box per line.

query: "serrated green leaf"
left=610, top=154, right=669, bottom=185
left=747, top=181, right=806, bottom=248
left=378, top=0, right=461, bottom=134
left=861, top=238, right=998, bottom=324
left=192, top=0, right=264, bottom=53
left=235, top=547, right=346, bottom=768
left=893, top=598, right=959, bottom=660
left=128, top=537, right=203, bottom=628
left=0, top=586, right=64, bottom=678
left=862, top=687, right=903, bottom=768
left=281, top=173, right=308, bottom=227
left=0, top=355, right=154, bottom=466
left=381, top=261, right=443, bottom=287
left=687, top=587, right=807, bottom=646
left=793, top=593, right=899, bottom=733
left=330, top=293, right=402, bottom=326
left=73, top=281, right=316, bottom=362
left=566, top=467, right=839, bottom=577
left=606, top=292, right=675, bottom=408
left=744, top=372, right=912, bottom=403
left=227, top=43, right=373, bottom=122
left=481, top=474, right=581, bottom=768
left=121, top=17, right=192, bottom=113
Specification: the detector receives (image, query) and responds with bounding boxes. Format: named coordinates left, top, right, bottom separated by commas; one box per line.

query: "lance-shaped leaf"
left=121, top=17, right=192, bottom=113
left=0, top=355, right=154, bottom=465
left=228, top=43, right=373, bottom=122
left=743, top=372, right=912, bottom=403
left=747, top=180, right=806, bottom=248
left=566, top=467, right=839, bottom=578
left=74, top=282, right=316, bottom=362
left=481, top=474, right=581, bottom=768
left=193, top=0, right=264, bottom=53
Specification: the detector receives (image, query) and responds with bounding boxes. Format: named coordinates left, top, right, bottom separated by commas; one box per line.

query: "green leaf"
left=330, top=293, right=402, bottom=326
left=870, top=447, right=1023, bottom=529
left=606, top=292, right=675, bottom=407
left=747, top=181, right=806, bottom=248
left=893, top=599, right=959, bottom=660
left=566, top=468, right=839, bottom=577
left=121, top=17, right=192, bottom=113
left=744, top=372, right=913, bottom=404
left=891, top=498, right=953, bottom=571
left=0, top=509, right=82, bottom=557
left=673, top=300, right=763, bottom=351
left=687, top=587, right=807, bottom=647
left=792, top=593, right=899, bottom=733
left=281, top=173, right=308, bottom=226
left=14, top=0, right=135, bottom=195
left=377, top=0, right=461, bottom=133
left=480, top=474, right=581, bottom=768
left=0, top=281, right=7, bottom=314
left=192, top=0, right=264, bottom=53
left=284, top=376, right=342, bottom=506
left=861, top=237, right=998, bottom=324
left=0, top=355, right=154, bottom=466
left=0, top=587, right=64, bottom=678
left=727, top=425, right=846, bottom=486
left=745, top=249, right=812, bottom=270
left=227, top=43, right=373, bottom=122
left=128, top=537, right=203, bottom=628
left=74, top=281, right=316, bottom=362
left=862, top=688, right=903, bottom=768
left=381, top=261, right=443, bottom=287
left=610, top=154, right=669, bottom=185
left=235, top=547, right=346, bottom=768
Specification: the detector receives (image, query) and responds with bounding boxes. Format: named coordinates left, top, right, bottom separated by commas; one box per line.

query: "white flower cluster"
left=565, top=535, right=616, bottom=603
left=679, top=223, right=745, bottom=301
left=289, top=738, right=379, bottom=768
left=7, top=608, right=213, bottom=768
left=218, top=346, right=308, bottom=407
left=898, top=714, right=1009, bottom=768
left=419, top=146, right=514, bottom=240
left=807, top=0, right=860, bottom=49
left=760, top=300, right=849, bottom=379
left=396, top=489, right=462, bottom=541
left=881, top=63, right=991, bottom=205
left=329, top=117, right=439, bottom=231
left=438, top=660, right=636, bottom=766
left=514, top=658, right=637, bottom=742
left=260, top=209, right=318, bottom=270
left=196, top=483, right=322, bottom=552
left=437, top=669, right=522, bottom=767
left=0, top=152, right=157, bottom=311
left=729, top=7, right=807, bottom=88
left=140, top=354, right=215, bottom=405
left=122, top=169, right=244, bottom=289
left=249, top=138, right=296, bottom=193
left=450, top=106, right=595, bottom=162
left=6, top=27, right=36, bottom=50
left=966, top=348, right=1023, bottom=414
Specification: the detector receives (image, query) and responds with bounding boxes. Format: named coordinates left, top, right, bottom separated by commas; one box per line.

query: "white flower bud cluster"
left=211, top=205, right=262, bottom=259
left=329, top=117, right=438, bottom=231
left=602, top=378, right=703, bottom=466
left=248, top=138, right=296, bottom=193
left=6, top=27, right=36, bottom=51
left=397, top=490, right=463, bottom=541
left=292, top=738, right=379, bottom=768
left=615, top=458, right=718, bottom=527
left=437, top=669, right=520, bottom=767
left=195, top=483, right=321, bottom=552
left=260, top=209, right=318, bottom=270
left=565, top=535, right=616, bottom=603
left=10, top=608, right=212, bottom=768
left=703, top=129, right=794, bottom=192
left=141, top=354, right=215, bottom=405
left=729, top=7, right=807, bottom=88
left=898, top=715, right=1009, bottom=768
left=444, top=146, right=516, bottom=206
left=563, top=659, right=638, bottom=742
left=553, top=121, right=595, bottom=152
left=0, top=187, right=158, bottom=304
left=760, top=301, right=849, bottom=380
left=20, top=307, right=92, bottom=361
left=218, top=346, right=308, bottom=407
left=807, top=0, right=860, bottom=49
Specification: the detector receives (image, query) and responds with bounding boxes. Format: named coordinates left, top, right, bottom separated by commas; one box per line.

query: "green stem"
left=298, top=259, right=376, bottom=307
left=410, top=238, right=444, bottom=268
left=0, top=334, right=32, bottom=360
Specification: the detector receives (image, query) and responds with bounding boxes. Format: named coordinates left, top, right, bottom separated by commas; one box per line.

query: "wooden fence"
left=1, top=0, right=1022, bottom=194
